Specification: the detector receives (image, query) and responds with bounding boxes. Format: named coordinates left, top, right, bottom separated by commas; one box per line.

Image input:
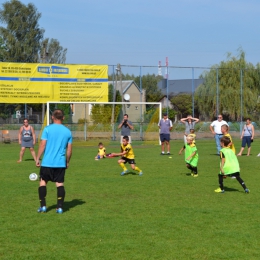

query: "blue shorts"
left=241, top=136, right=251, bottom=148
left=160, top=133, right=170, bottom=142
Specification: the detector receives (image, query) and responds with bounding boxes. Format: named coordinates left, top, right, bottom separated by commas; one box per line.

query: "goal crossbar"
left=46, top=101, right=162, bottom=125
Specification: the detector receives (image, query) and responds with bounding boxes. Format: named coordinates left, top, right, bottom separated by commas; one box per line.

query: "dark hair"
left=124, top=114, right=128, bottom=118
left=123, top=135, right=129, bottom=141
left=220, top=136, right=231, bottom=146
left=23, top=118, right=29, bottom=122
left=52, top=109, right=64, bottom=120
left=246, top=118, right=251, bottom=121
left=98, top=142, right=103, bottom=146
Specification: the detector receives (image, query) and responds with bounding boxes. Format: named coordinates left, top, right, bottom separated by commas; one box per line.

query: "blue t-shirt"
left=41, top=124, right=72, bottom=167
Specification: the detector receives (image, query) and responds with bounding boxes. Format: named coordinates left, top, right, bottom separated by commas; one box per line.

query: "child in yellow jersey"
left=221, top=124, right=235, bottom=154
left=95, top=142, right=106, bottom=160
left=111, top=136, right=143, bottom=176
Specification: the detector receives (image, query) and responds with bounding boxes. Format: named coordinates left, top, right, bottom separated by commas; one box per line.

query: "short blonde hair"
left=186, top=135, right=194, bottom=141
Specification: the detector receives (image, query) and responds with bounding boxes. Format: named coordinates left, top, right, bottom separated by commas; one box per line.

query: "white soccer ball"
left=29, top=173, right=38, bottom=181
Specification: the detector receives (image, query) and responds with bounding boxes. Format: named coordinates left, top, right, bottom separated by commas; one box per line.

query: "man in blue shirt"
left=36, top=109, right=72, bottom=214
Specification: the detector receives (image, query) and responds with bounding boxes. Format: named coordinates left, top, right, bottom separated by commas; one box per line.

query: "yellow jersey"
left=98, top=147, right=106, bottom=157
left=224, top=133, right=236, bottom=154
left=121, top=143, right=134, bottom=159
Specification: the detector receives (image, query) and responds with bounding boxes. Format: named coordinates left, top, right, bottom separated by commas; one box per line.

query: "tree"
left=171, top=94, right=194, bottom=118
left=195, top=50, right=260, bottom=121
left=38, top=38, right=67, bottom=64
left=0, top=0, right=44, bottom=62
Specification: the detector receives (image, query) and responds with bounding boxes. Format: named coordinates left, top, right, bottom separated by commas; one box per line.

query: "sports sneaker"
left=193, top=174, right=198, bottom=177
left=160, top=152, right=165, bottom=155
left=37, top=206, right=47, bottom=213
left=139, top=171, right=143, bottom=176
left=120, top=170, right=129, bottom=176
left=257, top=153, right=260, bottom=157
left=245, top=188, right=250, bottom=193
left=56, top=208, right=63, bottom=214
left=167, top=152, right=170, bottom=155
left=214, top=188, right=224, bottom=193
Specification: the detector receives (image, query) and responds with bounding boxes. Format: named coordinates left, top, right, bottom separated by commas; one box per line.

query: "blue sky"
left=3, top=0, right=260, bottom=78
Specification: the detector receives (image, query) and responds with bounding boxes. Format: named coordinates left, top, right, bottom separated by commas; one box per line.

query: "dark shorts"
left=160, top=133, right=170, bottom=142
left=241, top=136, right=251, bottom=148
left=121, top=157, right=136, bottom=165
left=39, top=166, right=66, bottom=183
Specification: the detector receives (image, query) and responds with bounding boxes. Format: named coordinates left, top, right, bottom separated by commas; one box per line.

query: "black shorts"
left=39, top=166, right=66, bottom=183
left=121, top=157, right=136, bottom=165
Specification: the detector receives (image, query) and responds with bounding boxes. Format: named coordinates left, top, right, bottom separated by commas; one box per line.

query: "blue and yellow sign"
left=0, top=62, right=108, bottom=103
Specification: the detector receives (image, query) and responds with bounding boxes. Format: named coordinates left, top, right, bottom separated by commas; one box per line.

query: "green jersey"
left=184, top=143, right=199, bottom=167
left=219, top=147, right=240, bottom=175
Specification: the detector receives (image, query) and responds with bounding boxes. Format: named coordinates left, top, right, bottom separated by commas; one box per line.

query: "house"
left=158, top=79, right=204, bottom=96
left=72, top=80, right=145, bottom=123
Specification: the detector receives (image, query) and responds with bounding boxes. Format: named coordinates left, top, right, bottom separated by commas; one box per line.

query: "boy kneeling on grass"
left=215, top=136, right=250, bottom=193
left=111, top=135, right=143, bottom=176
left=179, top=135, right=199, bottom=177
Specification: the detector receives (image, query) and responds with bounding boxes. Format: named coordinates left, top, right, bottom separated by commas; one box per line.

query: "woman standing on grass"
left=17, top=118, right=37, bottom=162
left=237, top=118, right=254, bottom=156
left=180, top=115, right=199, bottom=144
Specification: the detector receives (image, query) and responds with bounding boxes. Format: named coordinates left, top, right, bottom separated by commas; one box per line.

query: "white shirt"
left=210, top=120, right=228, bottom=134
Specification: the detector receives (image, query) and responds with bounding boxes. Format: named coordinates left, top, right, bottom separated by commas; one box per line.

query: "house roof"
left=108, top=80, right=141, bottom=94
left=158, top=79, right=204, bottom=95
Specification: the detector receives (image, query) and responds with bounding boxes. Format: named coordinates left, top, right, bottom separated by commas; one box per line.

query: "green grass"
left=0, top=139, right=260, bottom=260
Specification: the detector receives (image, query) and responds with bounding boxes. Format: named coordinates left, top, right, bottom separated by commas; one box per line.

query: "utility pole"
left=41, top=44, right=48, bottom=123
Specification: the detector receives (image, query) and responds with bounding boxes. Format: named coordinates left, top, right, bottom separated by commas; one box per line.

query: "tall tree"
left=0, top=0, right=44, bottom=62
left=195, top=50, right=260, bottom=121
left=38, top=38, right=67, bottom=64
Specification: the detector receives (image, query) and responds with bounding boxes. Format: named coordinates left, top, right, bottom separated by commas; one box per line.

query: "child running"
left=179, top=135, right=199, bottom=177
left=95, top=142, right=106, bottom=160
left=214, top=136, right=250, bottom=193
left=111, top=135, right=143, bottom=176
left=221, top=124, right=235, bottom=153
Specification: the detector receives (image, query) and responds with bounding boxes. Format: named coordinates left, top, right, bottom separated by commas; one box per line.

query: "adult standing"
left=180, top=115, right=199, bottom=144
left=36, top=109, right=72, bottom=214
left=118, top=114, right=134, bottom=143
left=17, top=118, right=37, bottom=162
left=158, top=113, right=173, bottom=155
left=209, top=114, right=228, bottom=155
left=237, top=118, right=254, bottom=156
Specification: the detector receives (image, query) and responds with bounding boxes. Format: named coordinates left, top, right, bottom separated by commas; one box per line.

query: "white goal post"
left=46, top=101, right=162, bottom=125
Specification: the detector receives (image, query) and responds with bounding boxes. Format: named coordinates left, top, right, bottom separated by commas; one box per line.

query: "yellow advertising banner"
left=0, top=62, right=108, bottom=103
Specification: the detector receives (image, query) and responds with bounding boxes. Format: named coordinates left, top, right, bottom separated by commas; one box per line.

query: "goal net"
left=46, top=101, right=162, bottom=144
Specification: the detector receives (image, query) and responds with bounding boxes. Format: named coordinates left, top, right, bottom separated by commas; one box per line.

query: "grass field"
left=1, top=138, right=260, bottom=260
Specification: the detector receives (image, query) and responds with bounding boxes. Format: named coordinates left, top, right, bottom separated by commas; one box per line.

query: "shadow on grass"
left=25, top=158, right=36, bottom=161
left=48, top=199, right=86, bottom=213
left=223, top=187, right=240, bottom=192
left=124, top=172, right=139, bottom=176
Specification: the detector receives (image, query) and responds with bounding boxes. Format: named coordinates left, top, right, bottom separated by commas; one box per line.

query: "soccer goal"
left=46, top=101, right=162, bottom=143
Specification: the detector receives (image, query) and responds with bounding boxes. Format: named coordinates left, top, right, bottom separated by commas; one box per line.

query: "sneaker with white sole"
left=245, top=188, right=250, bottom=193
left=139, top=171, right=143, bottom=176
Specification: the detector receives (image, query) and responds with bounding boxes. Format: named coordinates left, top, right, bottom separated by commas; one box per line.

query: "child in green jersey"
left=179, top=135, right=199, bottom=177
left=214, top=136, right=250, bottom=193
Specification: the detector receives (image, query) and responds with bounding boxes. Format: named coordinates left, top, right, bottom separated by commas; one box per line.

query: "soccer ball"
left=29, top=173, right=38, bottom=181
